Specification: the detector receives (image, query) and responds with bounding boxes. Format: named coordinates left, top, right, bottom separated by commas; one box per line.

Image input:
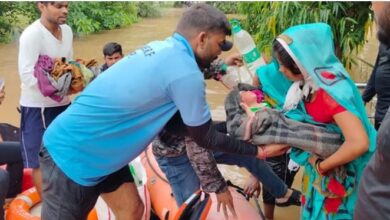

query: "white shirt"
left=18, top=19, right=73, bottom=107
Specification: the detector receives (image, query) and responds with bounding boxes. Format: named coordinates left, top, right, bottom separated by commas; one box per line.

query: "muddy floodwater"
left=0, top=7, right=380, bottom=219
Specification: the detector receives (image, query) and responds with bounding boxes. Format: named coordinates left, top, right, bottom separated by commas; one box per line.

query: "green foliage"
left=237, top=2, right=373, bottom=68
left=136, top=2, right=161, bottom=18
left=67, top=2, right=138, bottom=35
left=173, top=2, right=188, bottom=8
left=207, top=1, right=239, bottom=14
left=0, top=2, right=37, bottom=43
left=0, top=1, right=163, bottom=42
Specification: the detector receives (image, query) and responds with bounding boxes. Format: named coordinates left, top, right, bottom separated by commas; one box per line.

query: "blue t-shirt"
left=43, top=33, right=211, bottom=186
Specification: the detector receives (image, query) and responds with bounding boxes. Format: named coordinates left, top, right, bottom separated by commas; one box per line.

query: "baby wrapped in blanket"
left=225, top=83, right=343, bottom=158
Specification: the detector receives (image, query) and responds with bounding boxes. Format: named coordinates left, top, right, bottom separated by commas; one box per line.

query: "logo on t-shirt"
left=141, top=45, right=155, bottom=57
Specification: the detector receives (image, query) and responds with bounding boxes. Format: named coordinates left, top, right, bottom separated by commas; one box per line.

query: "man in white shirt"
left=18, top=1, right=73, bottom=195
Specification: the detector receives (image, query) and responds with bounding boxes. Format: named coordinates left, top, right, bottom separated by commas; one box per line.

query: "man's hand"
left=257, top=144, right=290, bottom=159
left=216, top=189, right=237, bottom=219
left=243, top=175, right=261, bottom=198
left=224, top=53, right=243, bottom=67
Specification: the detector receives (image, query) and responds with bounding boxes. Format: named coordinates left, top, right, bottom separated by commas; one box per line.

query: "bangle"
left=315, top=159, right=326, bottom=176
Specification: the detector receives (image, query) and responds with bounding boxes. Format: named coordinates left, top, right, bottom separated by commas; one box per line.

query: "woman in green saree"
left=255, top=23, right=376, bottom=219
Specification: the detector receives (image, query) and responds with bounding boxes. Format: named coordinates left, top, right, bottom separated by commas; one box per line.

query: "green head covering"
left=257, top=23, right=376, bottom=219
left=276, top=23, right=376, bottom=160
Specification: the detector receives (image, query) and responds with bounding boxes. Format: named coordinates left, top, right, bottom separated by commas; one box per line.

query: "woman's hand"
left=308, top=154, right=328, bottom=176
left=315, top=111, right=370, bottom=172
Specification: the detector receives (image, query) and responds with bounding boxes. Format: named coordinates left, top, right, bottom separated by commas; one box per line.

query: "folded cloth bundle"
left=34, top=56, right=100, bottom=101
left=51, top=57, right=68, bottom=80
left=77, top=59, right=98, bottom=68
left=75, top=59, right=100, bottom=85
left=65, top=61, right=85, bottom=94
left=34, top=55, right=59, bottom=100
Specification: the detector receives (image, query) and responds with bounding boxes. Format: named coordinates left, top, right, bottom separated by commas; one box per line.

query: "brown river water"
left=0, top=7, right=380, bottom=220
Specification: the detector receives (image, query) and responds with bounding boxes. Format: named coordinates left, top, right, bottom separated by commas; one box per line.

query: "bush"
left=237, top=2, right=373, bottom=68
left=136, top=2, right=161, bottom=18
left=68, top=2, right=138, bottom=35
left=0, top=2, right=163, bottom=42
left=207, top=2, right=239, bottom=14
left=0, top=2, right=37, bottom=43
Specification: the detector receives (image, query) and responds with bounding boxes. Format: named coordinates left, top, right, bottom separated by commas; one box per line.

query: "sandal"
left=276, top=188, right=301, bottom=207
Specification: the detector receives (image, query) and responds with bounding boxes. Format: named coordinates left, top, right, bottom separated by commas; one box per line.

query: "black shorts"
left=39, top=146, right=134, bottom=220
left=97, top=164, right=134, bottom=194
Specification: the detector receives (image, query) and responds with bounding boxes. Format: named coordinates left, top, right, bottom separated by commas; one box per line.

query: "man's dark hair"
left=103, top=42, right=123, bottom=56
left=376, top=3, right=390, bottom=45
left=175, top=3, right=231, bottom=39
left=37, top=1, right=54, bottom=5
left=272, top=40, right=301, bottom=75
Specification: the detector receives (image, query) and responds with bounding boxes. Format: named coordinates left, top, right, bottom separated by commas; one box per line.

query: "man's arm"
left=18, top=28, right=41, bottom=88
left=186, top=120, right=258, bottom=156
left=185, top=136, right=236, bottom=219
left=362, top=53, right=379, bottom=103
left=185, top=137, right=227, bottom=193
left=168, top=74, right=258, bottom=157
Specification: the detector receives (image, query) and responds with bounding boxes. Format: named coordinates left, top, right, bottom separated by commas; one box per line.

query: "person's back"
left=44, top=35, right=203, bottom=185
left=362, top=43, right=390, bottom=128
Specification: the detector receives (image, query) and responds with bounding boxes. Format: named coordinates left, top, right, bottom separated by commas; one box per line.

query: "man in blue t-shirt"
left=39, top=3, right=287, bottom=219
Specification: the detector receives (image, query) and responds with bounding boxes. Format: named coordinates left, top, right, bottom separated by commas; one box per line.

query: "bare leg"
left=263, top=203, right=275, bottom=220
left=101, top=182, right=144, bottom=220
left=32, top=168, right=42, bottom=196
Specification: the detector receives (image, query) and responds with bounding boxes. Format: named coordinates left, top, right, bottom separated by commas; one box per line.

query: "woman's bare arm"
left=318, top=111, right=369, bottom=172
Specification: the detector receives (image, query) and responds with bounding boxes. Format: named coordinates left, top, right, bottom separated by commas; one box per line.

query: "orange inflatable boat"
left=5, top=169, right=150, bottom=220
left=5, top=145, right=263, bottom=220
left=5, top=187, right=98, bottom=220
left=141, top=145, right=264, bottom=220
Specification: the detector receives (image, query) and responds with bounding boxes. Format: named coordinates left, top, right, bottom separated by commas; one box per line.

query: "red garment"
left=304, top=89, right=346, bottom=123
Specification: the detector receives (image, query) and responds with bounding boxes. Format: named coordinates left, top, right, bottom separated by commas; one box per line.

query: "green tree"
left=208, top=1, right=239, bottom=14
left=0, top=2, right=36, bottom=42
left=0, top=2, right=162, bottom=42
left=136, top=2, right=161, bottom=18
left=67, top=2, right=139, bottom=35
left=237, top=2, right=373, bottom=69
